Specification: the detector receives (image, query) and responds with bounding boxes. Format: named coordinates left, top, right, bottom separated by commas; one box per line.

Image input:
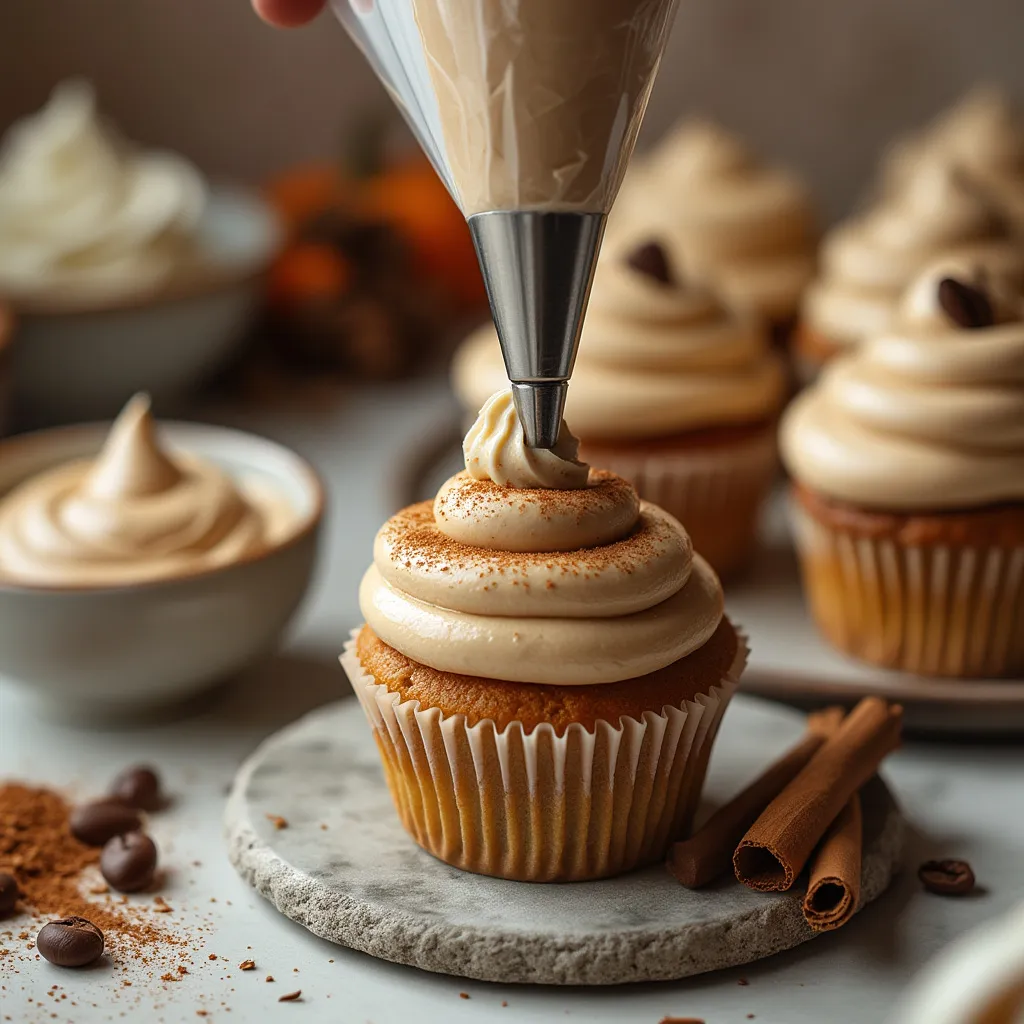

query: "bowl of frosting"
left=0, top=394, right=323, bottom=718
left=0, top=80, right=282, bottom=426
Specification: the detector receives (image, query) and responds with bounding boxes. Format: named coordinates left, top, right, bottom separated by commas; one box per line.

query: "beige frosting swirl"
left=609, top=120, right=817, bottom=320
left=0, top=80, right=205, bottom=305
left=454, top=249, right=786, bottom=440
left=803, top=160, right=1019, bottom=347
left=463, top=389, right=589, bottom=489
left=783, top=258, right=1024, bottom=509
left=360, top=400, right=724, bottom=684
left=0, top=395, right=294, bottom=586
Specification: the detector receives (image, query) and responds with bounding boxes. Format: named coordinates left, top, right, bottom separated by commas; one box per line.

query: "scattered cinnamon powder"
left=0, top=783, right=179, bottom=963
left=265, top=814, right=288, bottom=830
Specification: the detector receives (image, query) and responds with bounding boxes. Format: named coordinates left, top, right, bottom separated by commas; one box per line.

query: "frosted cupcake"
left=882, top=86, right=1024, bottom=233
left=453, top=241, right=787, bottom=579
left=610, top=120, right=817, bottom=341
left=796, top=161, right=1020, bottom=380
left=342, top=390, right=745, bottom=882
left=782, top=258, right=1024, bottom=678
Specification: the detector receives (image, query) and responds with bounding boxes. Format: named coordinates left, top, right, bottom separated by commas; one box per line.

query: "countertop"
left=2, top=376, right=1022, bottom=1024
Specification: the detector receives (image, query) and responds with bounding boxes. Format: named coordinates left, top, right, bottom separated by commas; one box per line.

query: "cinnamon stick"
left=802, top=793, right=862, bottom=931
left=668, top=707, right=845, bottom=888
left=734, top=697, right=902, bottom=892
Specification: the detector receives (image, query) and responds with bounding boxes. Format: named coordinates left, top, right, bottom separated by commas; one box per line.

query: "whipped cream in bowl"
left=0, top=81, right=282, bottom=424
left=0, top=396, right=323, bottom=717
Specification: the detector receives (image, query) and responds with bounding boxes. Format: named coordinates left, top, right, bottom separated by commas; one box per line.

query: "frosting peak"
left=463, top=389, right=589, bottom=490
left=82, top=394, right=183, bottom=499
left=0, top=396, right=294, bottom=586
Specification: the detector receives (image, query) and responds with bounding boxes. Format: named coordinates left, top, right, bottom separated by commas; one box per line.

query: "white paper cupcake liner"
left=791, top=503, right=1024, bottom=678
left=340, top=630, right=747, bottom=882
left=580, top=428, right=777, bottom=579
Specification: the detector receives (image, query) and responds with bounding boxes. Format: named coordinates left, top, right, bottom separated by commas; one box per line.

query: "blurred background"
left=2, top=0, right=1024, bottom=220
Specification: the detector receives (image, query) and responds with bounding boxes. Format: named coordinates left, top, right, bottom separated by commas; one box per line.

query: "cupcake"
left=782, top=258, right=1024, bottom=678
left=453, top=240, right=787, bottom=580
left=795, top=160, right=1021, bottom=381
left=610, top=120, right=817, bottom=342
left=342, top=389, right=746, bottom=882
left=882, top=85, right=1024, bottom=233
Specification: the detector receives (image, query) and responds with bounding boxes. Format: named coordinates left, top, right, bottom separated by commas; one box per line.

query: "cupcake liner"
left=580, top=428, right=777, bottom=580
left=340, top=630, right=747, bottom=882
left=791, top=502, right=1024, bottom=678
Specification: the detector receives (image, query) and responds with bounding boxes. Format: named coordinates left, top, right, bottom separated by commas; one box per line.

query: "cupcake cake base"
left=225, top=696, right=903, bottom=985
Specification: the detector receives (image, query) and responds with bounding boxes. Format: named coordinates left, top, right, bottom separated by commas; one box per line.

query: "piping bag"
left=332, top=0, right=679, bottom=448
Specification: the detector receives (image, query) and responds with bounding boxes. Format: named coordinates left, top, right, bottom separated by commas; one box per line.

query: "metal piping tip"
left=511, top=382, right=568, bottom=450
left=469, top=211, right=606, bottom=450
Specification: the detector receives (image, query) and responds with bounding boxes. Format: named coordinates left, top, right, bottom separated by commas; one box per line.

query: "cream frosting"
left=803, top=160, right=1019, bottom=346
left=0, top=395, right=295, bottom=586
left=609, top=120, right=817, bottom=320
left=0, top=80, right=206, bottom=305
left=360, top=394, right=725, bottom=685
left=463, top=389, right=589, bottom=489
left=411, top=0, right=677, bottom=214
left=782, top=257, right=1024, bottom=509
left=453, top=247, right=786, bottom=440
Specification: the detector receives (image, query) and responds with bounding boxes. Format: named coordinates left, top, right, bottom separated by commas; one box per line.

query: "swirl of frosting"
left=0, top=395, right=293, bottom=586
left=463, top=389, right=589, bottom=489
left=453, top=247, right=786, bottom=440
left=803, top=161, right=1019, bottom=346
left=782, top=258, right=1024, bottom=509
left=360, top=391, right=724, bottom=684
left=608, top=120, right=817, bottom=320
left=0, top=80, right=205, bottom=304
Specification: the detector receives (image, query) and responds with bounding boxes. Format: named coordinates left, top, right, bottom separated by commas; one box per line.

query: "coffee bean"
left=937, top=278, right=994, bottom=329
left=69, top=801, right=141, bottom=847
left=0, top=872, right=20, bottom=916
left=918, top=858, right=976, bottom=896
left=626, top=241, right=674, bottom=286
left=37, top=917, right=104, bottom=968
left=100, top=831, right=158, bottom=893
left=109, top=765, right=163, bottom=812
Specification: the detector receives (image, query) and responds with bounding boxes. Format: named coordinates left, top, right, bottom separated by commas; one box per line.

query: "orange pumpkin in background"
left=359, top=156, right=486, bottom=311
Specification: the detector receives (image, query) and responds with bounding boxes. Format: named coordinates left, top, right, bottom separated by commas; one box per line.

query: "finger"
left=253, top=0, right=327, bottom=28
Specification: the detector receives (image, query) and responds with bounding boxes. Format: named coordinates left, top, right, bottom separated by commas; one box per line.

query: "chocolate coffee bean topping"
left=109, top=765, right=163, bottom=811
left=937, top=278, right=994, bottom=329
left=0, top=872, right=20, bottom=916
left=626, top=241, right=674, bottom=285
left=69, top=801, right=142, bottom=847
left=100, top=831, right=158, bottom=893
left=37, top=917, right=105, bottom=968
left=918, top=858, right=976, bottom=896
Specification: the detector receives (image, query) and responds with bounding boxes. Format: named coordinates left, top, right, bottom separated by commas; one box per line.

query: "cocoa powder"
left=0, top=782, right=180, bottom=965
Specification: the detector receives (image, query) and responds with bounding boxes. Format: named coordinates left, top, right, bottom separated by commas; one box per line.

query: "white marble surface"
left=1, top=376, right=1023, bottom=1024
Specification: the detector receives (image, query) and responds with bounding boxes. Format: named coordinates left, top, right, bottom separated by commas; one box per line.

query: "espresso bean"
left=37, top=917, right=104, bottom=968
left=918, top=858, right=976, bottom=896
left=100, top=831, right=158, bottom=893
left=626, top=241, right=674, bottom=286
left=109, top=765, right=163, bottom=811
left=0, top=872, right=20, bottom=916
left=69, top=801, right=141, bottom=847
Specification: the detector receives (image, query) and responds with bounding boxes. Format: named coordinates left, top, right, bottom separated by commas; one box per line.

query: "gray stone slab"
left=225, top=694, right=903, bottom=985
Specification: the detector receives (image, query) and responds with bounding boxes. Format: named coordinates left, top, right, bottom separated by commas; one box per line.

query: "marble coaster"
left=225, top=695, right=904, bottom=985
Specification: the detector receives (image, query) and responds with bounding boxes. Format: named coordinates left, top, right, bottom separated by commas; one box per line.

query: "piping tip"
left=511, top=382, right=567, bottom=450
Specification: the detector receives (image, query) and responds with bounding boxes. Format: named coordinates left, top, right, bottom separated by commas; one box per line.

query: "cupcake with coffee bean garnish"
left=453, top=238, right=787, bottom=580
left=342, top=389, right=746, bottom=882
left=609, top=120, right=818, bottom=346
left=795, top=161, right=1023, bottom=382
left=782, top=257, right=1024, bottom=678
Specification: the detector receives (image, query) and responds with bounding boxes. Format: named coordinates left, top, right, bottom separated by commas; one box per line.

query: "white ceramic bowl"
left=0, top=420, right=324, bottom=719
left=9, top=185, right=282, bottom=427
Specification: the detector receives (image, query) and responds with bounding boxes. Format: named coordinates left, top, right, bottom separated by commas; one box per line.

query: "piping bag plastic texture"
left=332, top=0, right=679, bottom=447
